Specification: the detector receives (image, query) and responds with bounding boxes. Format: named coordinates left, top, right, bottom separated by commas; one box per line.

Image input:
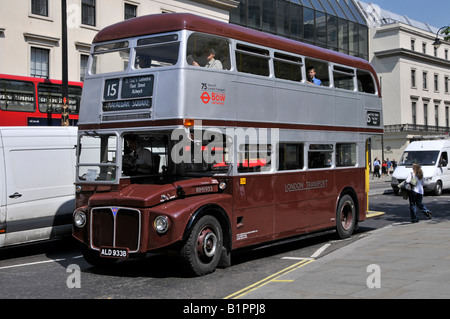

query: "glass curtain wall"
left=230, top=0, right=369, bottom=60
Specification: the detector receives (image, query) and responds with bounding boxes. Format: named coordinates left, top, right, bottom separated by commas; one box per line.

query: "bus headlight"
left=154, top=216, right=170, bottom=234
left=73, top=210, right=87, bottom=228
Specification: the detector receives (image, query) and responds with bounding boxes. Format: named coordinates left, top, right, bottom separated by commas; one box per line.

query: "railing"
left=384, top=124, right=450, bottom=134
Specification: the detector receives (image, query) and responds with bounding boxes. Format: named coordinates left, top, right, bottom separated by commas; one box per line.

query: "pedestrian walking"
left=406, top=163, right=432, bottom=223
left=372, top=157, right=380, bottom=178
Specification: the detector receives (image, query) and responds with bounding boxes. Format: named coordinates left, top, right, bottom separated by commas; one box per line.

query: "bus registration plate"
left=100, top=247, right=129, bottom=259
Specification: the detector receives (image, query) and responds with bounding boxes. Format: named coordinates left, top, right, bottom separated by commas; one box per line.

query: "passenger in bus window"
left=192, top=48, right=223, bottom=70
left=136, top=55, right=151, bottom=69
left=307, top=67, right=321, bottom=85
left=124, top=135, right=154, bottom=174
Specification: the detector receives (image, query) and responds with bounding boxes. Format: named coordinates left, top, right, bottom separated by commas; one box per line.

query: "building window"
left=411, top=69, right=416, bottom=88
left=446, top=106, right=449, bottom=129
left=434, top=74, right=439, bottom=92
left=30, top=47, right=49, bottom=78
left=445, top=49, right=448, bottom=60
left=412, top=101, right=417, bottom=126
left=434, top=47, right=438, bottom=57
left=423, top=71, right=428, bottom=90
left=411, top=39, right=415, bottom=51
left=80, top=54, right=89, bottom=81
left=422, top=42, right=427, bottom=54
left=125, top=3, right=137, bottom=20
left=435, top=104, right=439, bottom=128
left=424, top=102, right=428, bottom=127
left=82, top=0, right=96, bottom=26
left=31, top=0, right=48, bottom=17
left=445, top=76, right=449, bottom=93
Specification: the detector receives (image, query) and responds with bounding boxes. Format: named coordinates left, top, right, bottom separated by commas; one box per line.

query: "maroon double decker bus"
left=73, top=13, right=383, bottom=276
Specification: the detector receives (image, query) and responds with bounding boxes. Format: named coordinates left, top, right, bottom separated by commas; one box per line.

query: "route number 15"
left=104, top=79, right=120, bottom=100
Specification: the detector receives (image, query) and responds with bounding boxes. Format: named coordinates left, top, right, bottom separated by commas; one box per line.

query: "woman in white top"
left=406, top=163, right=432, bottom=223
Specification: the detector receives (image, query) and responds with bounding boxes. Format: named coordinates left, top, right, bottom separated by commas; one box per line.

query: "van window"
left=236, top=44, right=270, bottom=76
left=186, top=34, right=230, bottom=70
left=439, top=152, right=448, bottom=166
left=400, top=150, right=440, bottom=166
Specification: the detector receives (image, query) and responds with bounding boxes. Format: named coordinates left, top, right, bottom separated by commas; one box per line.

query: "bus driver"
left=123, top=135, right=154, bottom=174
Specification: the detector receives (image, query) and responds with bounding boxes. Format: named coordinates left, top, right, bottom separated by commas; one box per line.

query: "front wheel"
left=433, top=181, right=442, bottom=196
left=180, top=215, right=223, bottom=276
left=336, top=194, right=356, bottom=239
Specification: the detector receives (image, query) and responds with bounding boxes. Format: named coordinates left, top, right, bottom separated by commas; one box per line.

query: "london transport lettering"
left=285, top=179, right=328, bottom=192
left=200, top=82, right=226, bottom=105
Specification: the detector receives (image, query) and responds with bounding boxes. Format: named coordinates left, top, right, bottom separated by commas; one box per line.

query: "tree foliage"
left=442, top=26, right=450, bottom=41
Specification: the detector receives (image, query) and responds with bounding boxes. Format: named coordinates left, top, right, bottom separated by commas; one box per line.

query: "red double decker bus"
left=0, top=74, right=82, bottom=126
left=73, top=13, right=383, bottom=276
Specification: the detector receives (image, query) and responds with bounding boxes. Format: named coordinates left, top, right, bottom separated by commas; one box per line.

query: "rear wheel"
left=336, top=194, right=356, bottom=239
left=180, top=215, right=223, bottom=276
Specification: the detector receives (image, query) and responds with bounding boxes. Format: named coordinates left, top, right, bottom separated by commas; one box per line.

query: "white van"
left=0, top=127, right=77, bottom=248
left=391, top=139, right=450, bottom=196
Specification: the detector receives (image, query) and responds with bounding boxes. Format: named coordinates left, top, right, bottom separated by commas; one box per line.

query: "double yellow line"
left=224, top=258, right=315, bottom=299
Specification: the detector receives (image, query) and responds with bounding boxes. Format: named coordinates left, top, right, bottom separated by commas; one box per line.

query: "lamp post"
left=433, top=26, right=450, bottom=49
left=61, top=0, right=69, bottom=126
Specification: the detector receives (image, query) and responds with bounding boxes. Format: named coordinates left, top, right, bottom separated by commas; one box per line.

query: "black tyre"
left=180, top=215, right=223, bottom=276
left=336, top=194, right=356, bottom=239
left=433, top=181, right=442, bottom=196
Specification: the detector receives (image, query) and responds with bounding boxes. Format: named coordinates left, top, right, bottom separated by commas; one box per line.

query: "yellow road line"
left=224, top=259, right=314, bottom=299
left=366, top=211, right=385, bottom=218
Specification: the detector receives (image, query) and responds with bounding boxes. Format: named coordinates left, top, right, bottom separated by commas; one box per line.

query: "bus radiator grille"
left=91, top=207, right=141, bottom=253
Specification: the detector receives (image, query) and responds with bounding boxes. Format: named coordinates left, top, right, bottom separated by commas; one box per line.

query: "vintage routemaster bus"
left=72, top=13, right=383, bottom=276
left=0, top=74, right=82, bottom=126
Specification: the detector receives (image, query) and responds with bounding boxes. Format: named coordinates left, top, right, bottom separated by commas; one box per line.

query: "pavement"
left=237, top=175, right=450, bottom=299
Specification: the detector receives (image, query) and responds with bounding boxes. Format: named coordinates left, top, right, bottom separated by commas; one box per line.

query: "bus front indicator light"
left=154, top=216, right=170, bottom=234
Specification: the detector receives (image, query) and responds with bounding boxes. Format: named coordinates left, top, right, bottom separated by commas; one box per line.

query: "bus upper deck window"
left=333, top=66, right=355, bottom=91
left=135, top=34, right=180, bottom=69
left=357, top=70, right=376, bottom=94
left=91, top=41, right=130, bottom=74
left=187, top=34, right=231, bottom=70
left=236, top=44, right=270, bottom=76
left=274, top=53, right=303, bottom=82
left=305, top=59, right=329, bottom=86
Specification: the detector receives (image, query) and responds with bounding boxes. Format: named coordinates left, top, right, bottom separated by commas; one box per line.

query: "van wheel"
left=180, top=215, right=223, bottom=276
left=336, top=194, right=356, bottom=239
left=433, top=181, right=442, bottom=196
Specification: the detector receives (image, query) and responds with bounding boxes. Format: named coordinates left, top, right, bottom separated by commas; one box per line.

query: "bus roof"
left=93, top=13, right=374, bottom=72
